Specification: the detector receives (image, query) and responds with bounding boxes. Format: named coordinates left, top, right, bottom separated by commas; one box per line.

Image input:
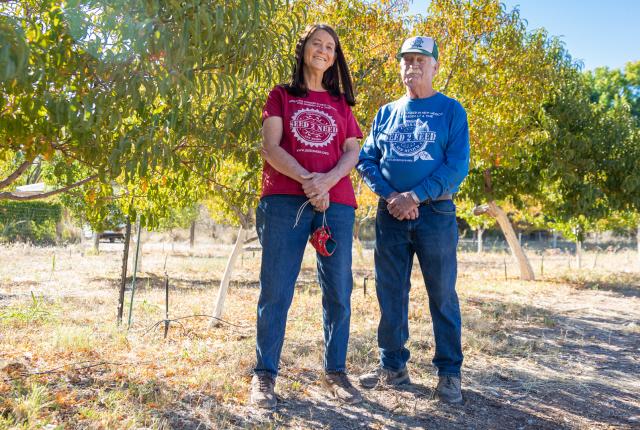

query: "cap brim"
left=396, top=49, right=436, bottom=60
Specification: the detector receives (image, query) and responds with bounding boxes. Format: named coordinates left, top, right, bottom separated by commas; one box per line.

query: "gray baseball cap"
left=397, top=36, right=439, bottom=61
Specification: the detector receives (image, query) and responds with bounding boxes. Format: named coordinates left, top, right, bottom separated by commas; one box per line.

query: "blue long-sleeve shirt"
left=357, top=93, right=470, bottom=201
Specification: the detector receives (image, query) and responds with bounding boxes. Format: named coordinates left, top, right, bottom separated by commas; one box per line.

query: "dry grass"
left=1, top=239, right=639, bottom=429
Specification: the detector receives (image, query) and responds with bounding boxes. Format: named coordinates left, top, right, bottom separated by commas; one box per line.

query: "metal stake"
left=127, top=218, right=142, bottom=329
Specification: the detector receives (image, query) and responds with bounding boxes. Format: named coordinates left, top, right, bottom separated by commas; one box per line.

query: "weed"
left=137, top=299, right=161, bottom=316
left=52, top=326, right=95, bottom=353
left=10, top=383, right=53, bottom=425
left=0, top=292, right=57, bottom=327
left=543, top=315, right=557, bottom=328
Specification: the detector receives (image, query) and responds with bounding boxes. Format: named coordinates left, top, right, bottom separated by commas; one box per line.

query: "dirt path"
left=203, top=283, right=640, bottom=429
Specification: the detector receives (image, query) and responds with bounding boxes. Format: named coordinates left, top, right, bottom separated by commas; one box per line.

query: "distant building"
left=13, top=183, right=46, bottom=196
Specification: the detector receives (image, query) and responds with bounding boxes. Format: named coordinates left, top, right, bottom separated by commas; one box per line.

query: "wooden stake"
left=164, top=274, right=170, bottom=339
left=504, top=257, right=508, bottom=281
left=211, top=227, right=248, bottom=327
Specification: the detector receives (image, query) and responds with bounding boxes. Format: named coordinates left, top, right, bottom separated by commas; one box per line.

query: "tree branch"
left=0, top=175, right=98, bottom=201
left=0, top=159, right=34, bottom=190
left=177, top=159, right=258, bottom=199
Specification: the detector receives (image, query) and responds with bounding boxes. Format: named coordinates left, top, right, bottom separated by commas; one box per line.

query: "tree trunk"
left=189, top=220, right=196, bottom=249
left=93, top=232, right=100, bottom=253
left=474, top=201, right=535, bottom=281
left=552, top=229, right=558, bottom=249
left=576, top=239, right=583, bottom=269
left=477, top=227, right=484, bottom=254
left=211, top=226, right=248, bottom=326
left=637, top=223, right=640, bottom=270
left=117, top=219, right=132, bottom=325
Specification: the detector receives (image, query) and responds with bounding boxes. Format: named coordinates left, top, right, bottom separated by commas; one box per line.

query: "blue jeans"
left=374, top=198, right=463, bottom=376
left=254, top=195, right=355, bottom=376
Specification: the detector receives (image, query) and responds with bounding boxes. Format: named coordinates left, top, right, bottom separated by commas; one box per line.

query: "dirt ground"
left=0, top=238, right=639, bottom=429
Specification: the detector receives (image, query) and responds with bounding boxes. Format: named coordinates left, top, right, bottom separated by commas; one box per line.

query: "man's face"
left=400, top=53, right=439, bottom=90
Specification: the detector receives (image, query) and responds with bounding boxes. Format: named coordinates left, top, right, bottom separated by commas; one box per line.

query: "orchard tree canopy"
left=415, top=0, right=568, bottom=204
left=0, top=0, right=304, bottom=227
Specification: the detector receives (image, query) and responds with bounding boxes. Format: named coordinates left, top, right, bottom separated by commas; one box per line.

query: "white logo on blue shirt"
left=384, top=119, right=435, bottom=161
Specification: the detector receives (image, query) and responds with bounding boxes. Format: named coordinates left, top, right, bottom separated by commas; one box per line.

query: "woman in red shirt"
left=250, top=24, right=363, bottom=408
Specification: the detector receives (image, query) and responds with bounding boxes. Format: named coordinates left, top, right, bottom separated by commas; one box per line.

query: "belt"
left=419, top=193, right=453, bottom=207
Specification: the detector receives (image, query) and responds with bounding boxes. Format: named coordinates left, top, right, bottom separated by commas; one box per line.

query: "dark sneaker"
left=320, top=371, right=363, bottom=404
left=250, top=372, right=277, bottom=408
left=358, top=367, right=411, bottom=389
left=435, top=375, right=463, bottom=404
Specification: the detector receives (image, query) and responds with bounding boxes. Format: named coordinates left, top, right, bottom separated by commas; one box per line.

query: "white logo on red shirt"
left=290, top=108, right=337, bottom=148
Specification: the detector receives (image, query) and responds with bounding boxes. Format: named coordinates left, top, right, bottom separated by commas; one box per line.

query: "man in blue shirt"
left=357, top=36, right=470, bottom=404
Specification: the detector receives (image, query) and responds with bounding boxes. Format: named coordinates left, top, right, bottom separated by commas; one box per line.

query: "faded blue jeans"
left=374, top=198, right=463, bottom=376
left=254, top=195, right=355, bottom=376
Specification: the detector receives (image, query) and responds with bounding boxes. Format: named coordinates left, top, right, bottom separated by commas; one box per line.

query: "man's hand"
left=387, top=192, right=419, bottom=220
left=301, top=172, right=334, bottom=200
left=310, top=192, right=330, bottom=212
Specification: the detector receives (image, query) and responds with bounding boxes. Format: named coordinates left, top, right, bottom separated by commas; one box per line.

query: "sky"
left=407, top=0, right=640, bottom=71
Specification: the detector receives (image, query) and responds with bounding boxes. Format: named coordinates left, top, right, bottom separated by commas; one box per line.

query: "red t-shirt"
left=261, top=86, right=363, bottom=208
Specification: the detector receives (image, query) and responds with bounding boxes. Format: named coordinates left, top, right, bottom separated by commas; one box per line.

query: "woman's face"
left=303, top=29, right=336, bottom=75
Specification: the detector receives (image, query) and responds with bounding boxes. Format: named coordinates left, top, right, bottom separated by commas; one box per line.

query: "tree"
left=509, top=58, right=640, bottom=268
left=406, top=0, right=572, bottom=279
left=573, top=63, right=640, bottom=265
left=1, top=0, right=304, bottom=229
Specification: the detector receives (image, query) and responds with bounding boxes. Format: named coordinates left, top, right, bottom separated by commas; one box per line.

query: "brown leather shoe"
left=320, top=372, right=363, bottom=404
left=250, top=372, right=277, bottom=408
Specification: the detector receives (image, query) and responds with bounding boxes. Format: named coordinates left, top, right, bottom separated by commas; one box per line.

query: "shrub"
left=0, top=201, right=62, bottom=245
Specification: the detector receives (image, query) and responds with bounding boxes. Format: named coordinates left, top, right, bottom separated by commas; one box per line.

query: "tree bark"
left=189, top=220, right=196, bottom=249
left=477, top=227, right=484, bottom=254
left=0, top=159, right=33, bottom=189
left=576, top=240, right=583, bottom=269
left=210, top=226, right=248, bottom=326
left=93, top=232, right=100, bottom=253
left=474, top=201, right=535, bottom=280
left=0, top=175, right=97, bottom=200
left=637, top=223, right=640, bottom=270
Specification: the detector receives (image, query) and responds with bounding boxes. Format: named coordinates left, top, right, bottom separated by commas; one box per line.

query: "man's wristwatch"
left=409, top=191, right=421, bottom=204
